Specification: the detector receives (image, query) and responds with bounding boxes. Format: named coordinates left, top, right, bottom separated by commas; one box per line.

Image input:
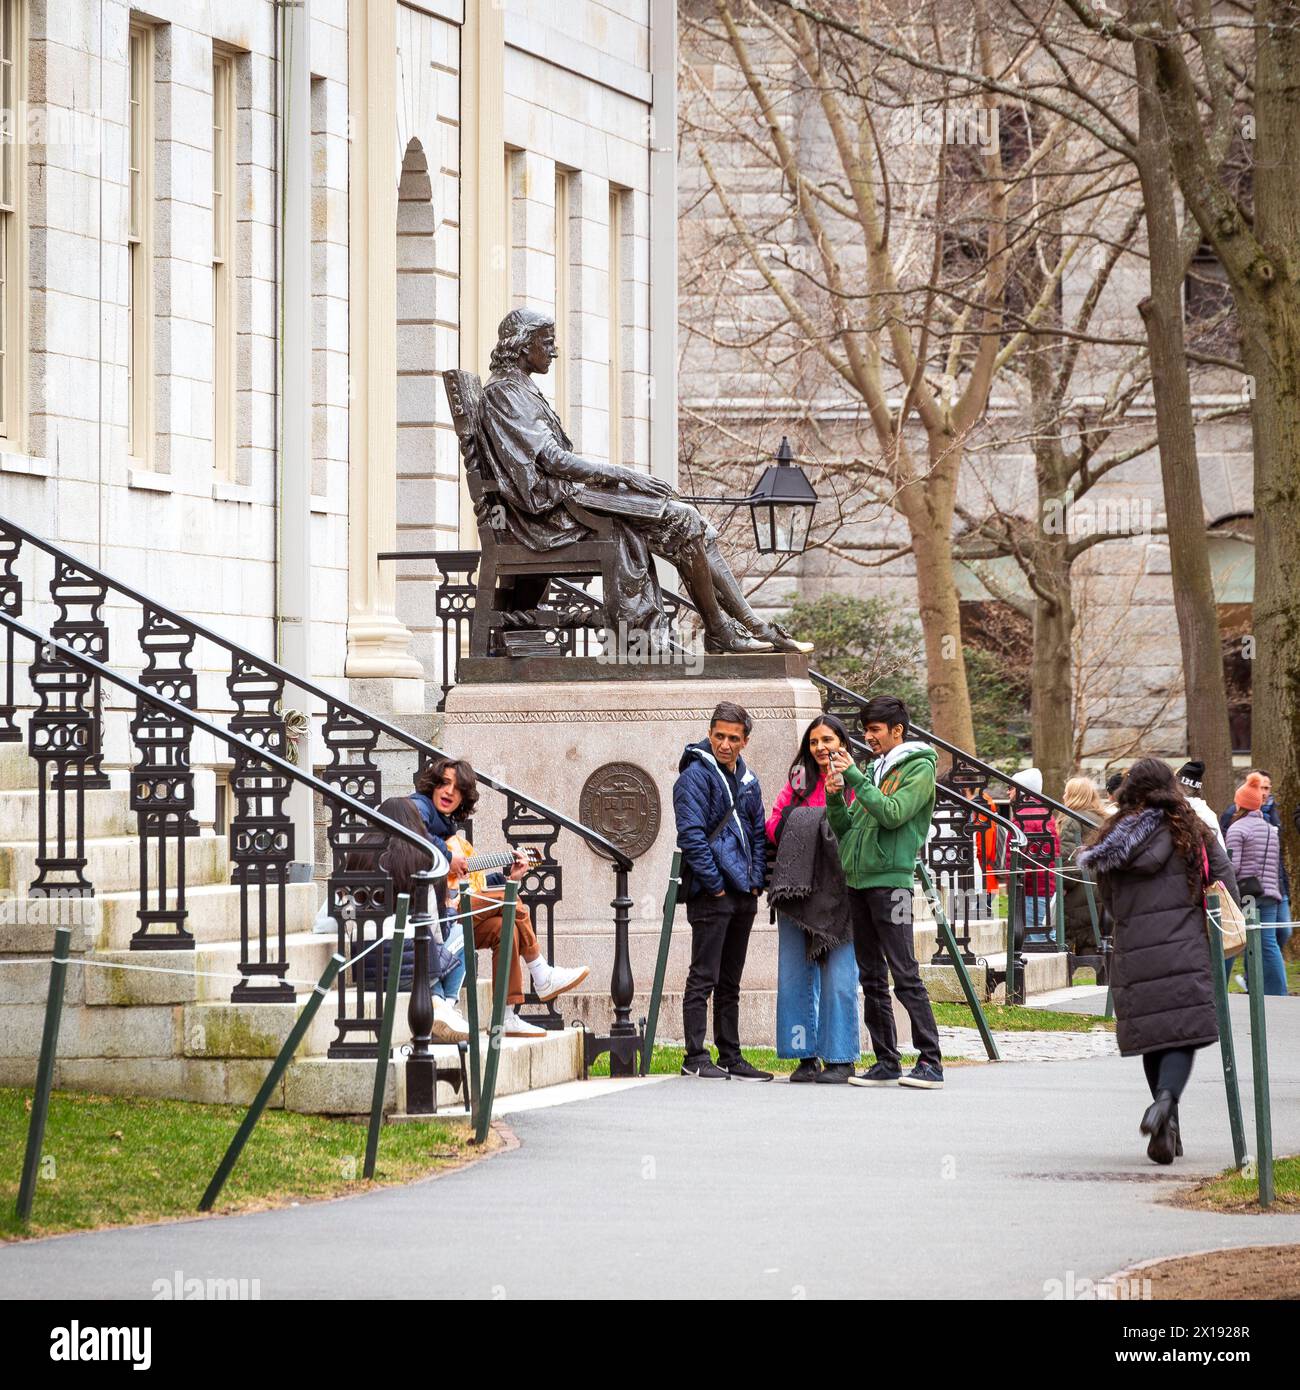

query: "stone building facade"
left=0, top=0, right=677, bottom=833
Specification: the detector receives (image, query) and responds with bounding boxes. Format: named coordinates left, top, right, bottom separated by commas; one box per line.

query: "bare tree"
left=760, top=0, right=1243, bottom=808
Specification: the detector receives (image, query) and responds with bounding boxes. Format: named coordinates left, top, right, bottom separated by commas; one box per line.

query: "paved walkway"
left=2, top=997, right=1298, bottom=1299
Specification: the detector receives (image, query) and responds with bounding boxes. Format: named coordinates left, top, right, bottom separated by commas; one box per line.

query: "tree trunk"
left=1130, top=30, right=1236, bottom=811
left=1240, top=298, right=1300, bottom=902
left=901, top=444, right=977, bottom=752
left=1245, top=1, right=1300, bottom=906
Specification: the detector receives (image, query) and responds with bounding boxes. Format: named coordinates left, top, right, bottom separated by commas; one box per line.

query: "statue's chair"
left=442, top=369, right=623, bottom=658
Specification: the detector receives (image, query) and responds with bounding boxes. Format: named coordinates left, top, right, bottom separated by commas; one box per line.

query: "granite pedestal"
left=442, top=655, right=825, bottom=1046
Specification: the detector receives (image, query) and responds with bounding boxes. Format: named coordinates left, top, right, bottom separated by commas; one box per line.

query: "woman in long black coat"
left=1078, top=758, right=1240, bottom=1165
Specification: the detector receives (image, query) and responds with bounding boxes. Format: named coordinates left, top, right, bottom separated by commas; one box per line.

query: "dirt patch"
left=1120, top=1244, right=1300, bottom=1300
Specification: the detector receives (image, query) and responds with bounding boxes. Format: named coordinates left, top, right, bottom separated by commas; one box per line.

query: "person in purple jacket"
left=1225, top=773, right=1288, bottom=996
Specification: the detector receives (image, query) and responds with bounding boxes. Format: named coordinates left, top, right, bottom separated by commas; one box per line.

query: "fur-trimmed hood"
left=1077, top=807, right=1166, bottom=875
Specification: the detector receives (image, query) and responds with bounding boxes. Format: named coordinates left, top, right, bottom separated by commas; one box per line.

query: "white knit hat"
left=1012, top=767, right=1043, bottom=795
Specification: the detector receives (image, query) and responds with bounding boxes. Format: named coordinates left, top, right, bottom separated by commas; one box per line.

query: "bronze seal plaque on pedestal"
left=578, top=762, right=661, bottom=860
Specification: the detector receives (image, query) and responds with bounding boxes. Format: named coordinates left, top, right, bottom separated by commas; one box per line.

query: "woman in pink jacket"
left=767, top=714, right=861, bottom=1083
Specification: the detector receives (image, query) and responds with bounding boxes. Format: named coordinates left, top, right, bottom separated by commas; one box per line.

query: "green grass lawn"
left=1226, top=955, right=1300, bottom=995
left=0, top=1087, right=475, bottom=1241
left=932, top=1001, right=1115, bottom=1032
left=1184, top=1154, right=1300, bottom=1212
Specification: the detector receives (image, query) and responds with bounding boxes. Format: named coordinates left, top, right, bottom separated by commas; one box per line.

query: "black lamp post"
left=680, top=435, right=818, bottom=554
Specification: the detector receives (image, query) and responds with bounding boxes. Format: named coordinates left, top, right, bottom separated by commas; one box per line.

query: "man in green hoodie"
left=825, top=695, right=944, bottom=1089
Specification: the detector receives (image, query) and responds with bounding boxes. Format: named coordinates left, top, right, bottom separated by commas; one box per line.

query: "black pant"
left=1141, top=1047, right=1195, bottom=1101
left=683, top=888, right=757, bottom=1065
left=848, top=885, right=941, bottom=1069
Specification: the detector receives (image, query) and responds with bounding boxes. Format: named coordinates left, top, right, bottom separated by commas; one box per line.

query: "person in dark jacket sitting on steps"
left=673, top=701, right=770, bottom=1081
left=1079, top=757, right=1240, bottom=1166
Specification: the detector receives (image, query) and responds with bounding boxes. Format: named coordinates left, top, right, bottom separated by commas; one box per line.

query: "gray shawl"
left=769, top=806, right=852, bottom=960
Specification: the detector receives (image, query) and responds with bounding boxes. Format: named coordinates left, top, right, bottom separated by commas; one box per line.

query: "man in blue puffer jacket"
left=673, top=701, right=770, bottom=1081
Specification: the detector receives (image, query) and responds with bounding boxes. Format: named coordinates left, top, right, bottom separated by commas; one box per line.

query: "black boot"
left=814, top=1062, right=853, bottom=1084
left=1173, top=1103, right=1183, bottom=1158
left=789, top=1058, right=821, bottom=1084
left=703, top=543, right=812, bottom=652
left=1140, top=1090, right=1177, bottom=1165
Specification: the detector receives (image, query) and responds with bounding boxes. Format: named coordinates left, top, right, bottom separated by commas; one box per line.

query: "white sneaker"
left=531, top=962, right=590, bottom=1002
left=431, top=999, right=470, bottom=1043
left=502, top=1008, right=547, bottom=1039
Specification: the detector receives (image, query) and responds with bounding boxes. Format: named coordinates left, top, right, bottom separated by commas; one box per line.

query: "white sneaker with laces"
left=531, top=962, right=590, bottom=1002
left=502, top=1008, right=547, bottom=1039
left=431, top=999, right=470, bottom=1043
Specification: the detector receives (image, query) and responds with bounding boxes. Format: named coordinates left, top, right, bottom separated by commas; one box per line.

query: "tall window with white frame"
left=128, top=21, right=153, bottom=465
left=554, top=167, right=571, bottom=420
left=211, top=48, right=235, bottom=480
left=0, top=0, right=26, bottom=447
left=607, top=186, right=626, bottom=468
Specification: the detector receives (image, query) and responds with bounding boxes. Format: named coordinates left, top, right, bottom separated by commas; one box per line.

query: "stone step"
left=0, top=740, right=36, bottom=791
left=0, top=881, right=322, bottom=953
left=0, top=831, right=230, bottom=897
left=0, top=787, right=136, bottom=843
left=284, top=1027, right=584, bottom=1115
left=96, top=880, right=322, bottom=951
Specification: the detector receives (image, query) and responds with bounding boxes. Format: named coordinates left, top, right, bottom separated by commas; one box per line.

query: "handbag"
left=1234, top=819, right=1276, bottom=902
left=1201, top=842, right=1247, bottom=959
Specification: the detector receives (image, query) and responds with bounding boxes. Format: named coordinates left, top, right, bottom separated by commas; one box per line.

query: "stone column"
left=649, top=2, right=678, bottom=490
left=345, top=0, right=422, bottom=682
left=456, top=0, right=506, bottom=547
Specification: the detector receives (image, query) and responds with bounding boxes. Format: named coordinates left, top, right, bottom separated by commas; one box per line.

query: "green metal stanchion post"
left=460, top=888, right=481, bottom=1125
left=641, top=851, right=681, bottom=1075
left=16, top=925, right=73, bottom=1223
left=1207, top=891, right=1248, bottom=1170
left=363, top=897, right=409, bottom=1181
left=917, top=863, right=999, bottom=1061
left=1081, top=867, right=1113, bottom=1017
left=473, top=881, right=516, bottom=1146
left=199, top=951, right=345, bottom=1212
left=1245, top=907, right=1274, bottom=1207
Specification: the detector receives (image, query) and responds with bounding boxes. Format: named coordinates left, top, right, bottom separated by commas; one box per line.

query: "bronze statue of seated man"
left=477, top=307, right=811, bottom=655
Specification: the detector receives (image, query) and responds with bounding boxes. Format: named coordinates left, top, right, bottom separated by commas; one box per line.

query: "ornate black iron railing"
left=0, top=515, right=634, bottom=1069
left=1, top=614, right=447, bottom=999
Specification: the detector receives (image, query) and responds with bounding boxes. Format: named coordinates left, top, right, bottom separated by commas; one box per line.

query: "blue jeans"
left=1277, top=897, right=1292, bottom=951
left=775, top=913, right=860, bottom=1064
left=435, top=921, right=466, bottom=1002
left=1228, top=899, right=1289, bottom=997
left=1024, top=895, right=1051, bottom=930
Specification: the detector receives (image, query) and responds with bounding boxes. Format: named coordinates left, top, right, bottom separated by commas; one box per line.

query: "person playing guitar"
left=412, top=755, right=589, bottom=1038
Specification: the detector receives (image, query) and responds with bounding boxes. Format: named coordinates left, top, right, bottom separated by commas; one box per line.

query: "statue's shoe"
left=704, top=628, right=776, bottom=654
left=753, top=622, right=814, bottom=654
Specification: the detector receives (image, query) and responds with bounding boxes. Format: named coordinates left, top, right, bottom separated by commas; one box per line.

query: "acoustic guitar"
left=446, top=844, right=542, bottom=894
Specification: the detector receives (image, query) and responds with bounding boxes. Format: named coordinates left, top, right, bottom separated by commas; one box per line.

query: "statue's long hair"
left=490, top=307, right=553, bottom=373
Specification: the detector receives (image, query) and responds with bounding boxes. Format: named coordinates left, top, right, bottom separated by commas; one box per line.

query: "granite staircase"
left=0, top=739, right=582, bottom=1115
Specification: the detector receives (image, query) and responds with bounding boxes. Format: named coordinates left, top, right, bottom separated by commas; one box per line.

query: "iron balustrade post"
left=607, top=865, right=638, bottom=1076
left=0, top=528, right=23, bottom=742
left=1054, top=853, right=1066, bottom=952
left=405, top=870, right=438, bottom=1114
